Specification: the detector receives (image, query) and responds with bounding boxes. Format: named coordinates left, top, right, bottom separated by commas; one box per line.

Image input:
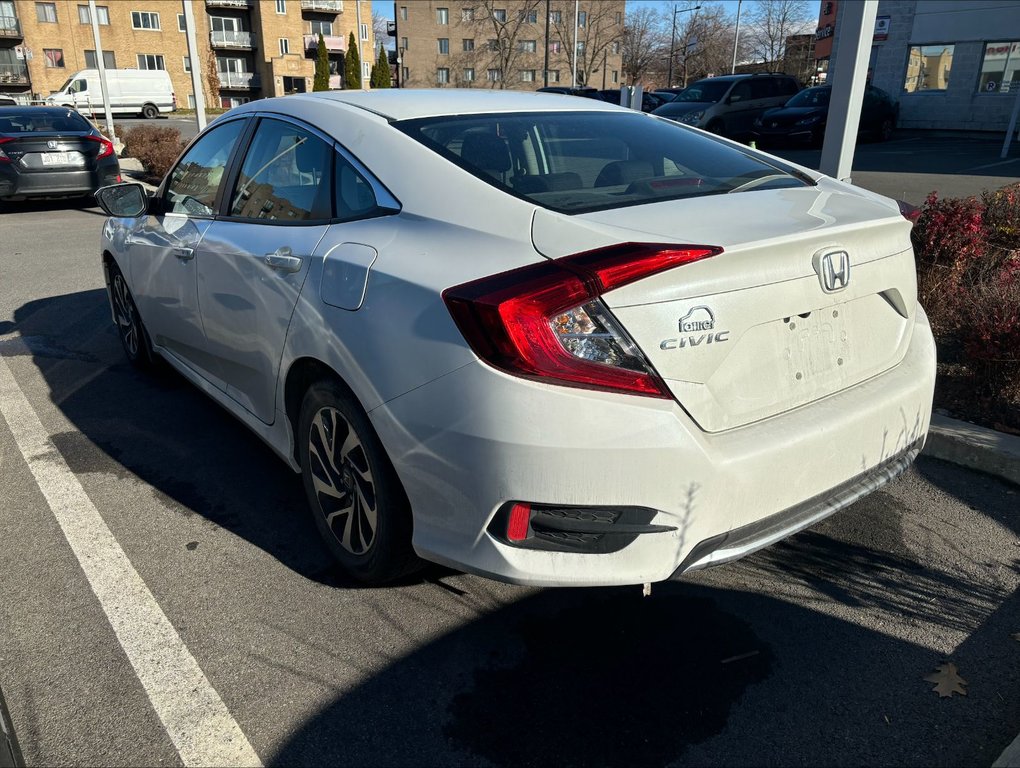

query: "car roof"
left=0, top=105, right=85, bottom=116
left=271, top=89, right=625, bottom=121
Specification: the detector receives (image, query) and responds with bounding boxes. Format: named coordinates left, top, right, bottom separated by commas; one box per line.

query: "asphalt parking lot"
left=0, top=135, right=1018, bottom=767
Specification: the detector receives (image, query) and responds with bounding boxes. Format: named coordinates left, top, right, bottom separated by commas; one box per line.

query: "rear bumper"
left=370, top=308, right=936, bottom=587
left=0, top=163, right=119, bottom=199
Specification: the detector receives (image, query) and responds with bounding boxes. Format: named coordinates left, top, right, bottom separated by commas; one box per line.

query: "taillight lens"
left=0, top=136, right=13, bottom=164
left=897, top=199, right=920, bottom=224
left=86, top=134, right=115, bottom=159
left=443, top=243, right=722, bottom=399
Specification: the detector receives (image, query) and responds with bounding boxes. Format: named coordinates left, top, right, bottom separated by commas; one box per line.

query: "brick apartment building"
left=0, top=0, right=375, bottom=108
left=393, top=0, right=625, bottom=90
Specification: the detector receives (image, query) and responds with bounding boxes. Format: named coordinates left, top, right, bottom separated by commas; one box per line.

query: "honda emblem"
left=814, top=250, right=851, bottom=293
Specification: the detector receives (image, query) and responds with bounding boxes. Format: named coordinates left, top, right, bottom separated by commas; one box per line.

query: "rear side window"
left=395, top=111, right=811, bottom=215
left=165, top=119, right=244, bottom=216
left=334, top=154, right=380, bottom=221
left=780, top=78, right=799, bottom=96
left=229, top=118, right=332, bottom=221
left=750, top=78, right=777, bottom=99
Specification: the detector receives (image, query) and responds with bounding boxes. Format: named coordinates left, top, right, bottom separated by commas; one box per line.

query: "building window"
left=276, top=0, right=286, bottom=13
left=488, top=38, right=498, bottom=51
left=487, top=68, right=500, bottom=81
left=137, top=54, right=165, bottom=70
left=177, top=13, right=186, bottom=31
left=36, top=2, right=57, bottom=22
left=78, top=5, right=109, bottom=24
left=615, top=12, right=621, bottom=24
left=549, top=10, right=561, bottom=23
left=978, top=41, right=1020, bottom=93
left=437, top=7, right=448, bottom=24
left=612, top=70, right=618, bottom=83
left=520, top=69, right=534, bottom=82
left=360, top=23, right=368, bottom=40
left=362, top=61, right=370, bottom=79
left=401, top=37, right=408, bottom=50
left=462, top=7, right=474, bottom=21
left=437, top=67, right=450, bottom=84
left=546, top=69, right=559, bottom=83
left=492, top=8, right=506, bottom=22
left=188, top=94, right=196, bottom=108
left=399, top=6, right=407, bottom=21
left=578, top=10, right=586, bottom=27
left=279, top=38, right=290, bottom=55
left=401, top=66, right=408, bottom=80
left=549, top=41, right=561, bottom=53
left=462, top=38, right=474, bottom=51
left=132, top=11, right=161, bottom=30
left=904, top=44, right=954, bottom=92
left=519, top=39, right=536, bottom=52
left=310, top=20, right=333, bottom=35
left=463, top=67, right=474, bottom=81
left=577, top=41, right=585, bottom=54
left=521, top=9, right=537, bottom=23
left=84, top=50, right=116, bottom=68
left=183, top=55, right=191, bottom=72
left=611, top=41, right=620, bottom=55
left=438, top=38, right=449, bottom=54
left=43, top=48, right=64, bottom=67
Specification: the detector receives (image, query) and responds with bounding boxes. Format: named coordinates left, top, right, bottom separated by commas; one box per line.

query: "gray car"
left=651, top=74, right=800, bottom=138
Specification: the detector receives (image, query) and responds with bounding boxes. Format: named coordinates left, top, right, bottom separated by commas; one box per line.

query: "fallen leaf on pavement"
left=1012, top=632, right=1020, bottom=642
left=924, top=662, right=967, bottom=698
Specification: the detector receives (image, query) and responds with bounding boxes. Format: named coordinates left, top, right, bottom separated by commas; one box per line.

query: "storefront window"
left=978, top=41, right=1020, bottom=93
left=903, top=44, right=954, bottom=92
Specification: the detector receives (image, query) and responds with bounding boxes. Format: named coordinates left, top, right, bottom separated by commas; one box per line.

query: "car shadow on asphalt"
left=8, top=289, right=1020, bottom=767
left=0, top=198, right=106, bottom=216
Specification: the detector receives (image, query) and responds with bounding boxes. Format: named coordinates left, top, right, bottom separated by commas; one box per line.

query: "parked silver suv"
left=651, top=73, right=800, bottom=138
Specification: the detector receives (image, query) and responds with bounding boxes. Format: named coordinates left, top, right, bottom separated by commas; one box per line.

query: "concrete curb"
left=922, top=415, right=1020, bottom=488
left=994, top=733, right=1020, bottom=768
left=115, top=156, right=159, bottom=193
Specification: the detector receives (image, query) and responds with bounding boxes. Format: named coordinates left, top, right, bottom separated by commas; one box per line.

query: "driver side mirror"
left=95, top=183, right=150, bottom=218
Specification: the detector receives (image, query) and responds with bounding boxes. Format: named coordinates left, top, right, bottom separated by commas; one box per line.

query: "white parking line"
left=0, top=355, right=262, bottom=768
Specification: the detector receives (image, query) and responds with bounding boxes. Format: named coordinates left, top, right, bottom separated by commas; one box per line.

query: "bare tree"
left=745, top=0, right=813, bottom=66
left=621, top=5, right=667, bottom=85
left=552, top=1, right=625, bottom=88
left=677, top=4, right=742, bottom=84
left=372, top=11, right=391, bottom=48
left=473, top=0, right=543, bottom=88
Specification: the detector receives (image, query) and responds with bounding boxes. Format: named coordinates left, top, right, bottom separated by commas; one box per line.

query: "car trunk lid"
left=532, top=183, right=918, bottom=432
left=0, top=132, right=104, bottom=172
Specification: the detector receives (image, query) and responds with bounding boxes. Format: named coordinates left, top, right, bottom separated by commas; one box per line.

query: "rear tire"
left=107, top=261, right=156, bottom=370
left=141, top=103, right=159, bottom=119
left=298, top=379, right=420, bottom=584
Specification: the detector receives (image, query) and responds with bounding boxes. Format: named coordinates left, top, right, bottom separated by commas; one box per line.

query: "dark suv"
left=651, top=73, right=801, bottom=138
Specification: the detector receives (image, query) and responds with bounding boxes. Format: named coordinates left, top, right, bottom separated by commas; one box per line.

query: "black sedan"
left=0, top=106, right=120, bottom=202
left=751, top=84, right=898, bottom=146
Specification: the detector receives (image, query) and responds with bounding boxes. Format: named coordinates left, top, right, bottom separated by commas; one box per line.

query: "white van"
left=45, top=69, right=176, bottom=119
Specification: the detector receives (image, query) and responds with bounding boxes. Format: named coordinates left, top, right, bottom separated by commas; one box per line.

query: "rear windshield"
left=394, top=111, right=811, bottom=215
left=0, top=110, right=92, bottom=133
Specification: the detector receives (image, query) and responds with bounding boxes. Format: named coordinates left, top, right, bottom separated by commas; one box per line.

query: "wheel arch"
left=284, top=356, right=364, bottom=465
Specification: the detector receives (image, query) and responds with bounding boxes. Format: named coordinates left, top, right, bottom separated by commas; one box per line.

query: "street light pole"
left=730, top=0, right=742, bottom=74
left=667, top=5, right=700, bottom=89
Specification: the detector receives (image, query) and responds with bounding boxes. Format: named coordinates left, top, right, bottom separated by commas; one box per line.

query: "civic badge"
left=813, top=249, right=850, bottom=293
left=47, top=140, right=58, bottom=149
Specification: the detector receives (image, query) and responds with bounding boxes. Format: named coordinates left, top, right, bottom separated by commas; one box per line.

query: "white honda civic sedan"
left=95, top=90, right=935, bottom=586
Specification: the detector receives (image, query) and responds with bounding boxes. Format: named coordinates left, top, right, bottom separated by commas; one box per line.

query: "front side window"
left=978, top=41, right=1020, bottom=93
left=36, top=2, right=56, bottom=22
left=904, top=44, right=954, bottom=92
left=132, top=11, right=161, bottom=29
left=230, top=119, right=331, bottom=221
left=137, top=54, right=165, bottom=70
left=166, top=120, right=245, bottom=217
left=396, top=111, right=811, bottom=215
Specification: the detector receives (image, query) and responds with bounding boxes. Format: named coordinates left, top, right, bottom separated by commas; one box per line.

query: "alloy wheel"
left=307, top=406, right=377, bottom=556
left=111, top=273, right=139, bottom=358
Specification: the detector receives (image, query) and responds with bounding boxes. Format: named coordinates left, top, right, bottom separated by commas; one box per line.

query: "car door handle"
left=264, top=247, right=303, bottom=273
left=172, top=246, right=194, bottom=261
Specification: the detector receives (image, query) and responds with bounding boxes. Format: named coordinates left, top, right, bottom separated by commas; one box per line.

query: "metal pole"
left=182, top=0, right=206, bottom=130
left=543, top=0, right=550, bottom=87
left=730, top=0, right=742, bottom=74
left=87, top=0, right=114, bottom=141
left=356, top=0, right=365, bottom=89
left=571, top=0, right=578, bottom=87
left=1000, top=84, right=1020, bottom=159
left=667, top=5, right=676, bottom=88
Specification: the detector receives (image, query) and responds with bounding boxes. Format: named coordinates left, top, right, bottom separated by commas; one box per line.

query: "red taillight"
left=506, top=502, right=531, bottom=542
left=443, top=243, right=722, bottom=398
left=0, top=136, right=13, bottom=164
left=897, top=199, right=920, bottom=224
left=86, top=134, right=115, bottom=159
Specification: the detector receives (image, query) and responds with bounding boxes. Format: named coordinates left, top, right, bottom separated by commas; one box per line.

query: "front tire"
left=141, top=103, right=159, bottom=119
left=298, top=380, right=419, bottom=584
left=108, top=262, right=156, bottom=369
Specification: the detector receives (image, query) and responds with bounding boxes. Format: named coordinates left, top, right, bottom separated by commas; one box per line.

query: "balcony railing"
left=217, top=71, right=261, bottom=89
left=301, top=0, right=343, bottom=11
left=205, top=0, right=251, bottom=8
left=303, top=34, right=344, bottom=52
left=211, top=30, right=254, bottom=49
left=0, top=63, right=29, bottom=85
left=0, top=15, right=22, bottom=38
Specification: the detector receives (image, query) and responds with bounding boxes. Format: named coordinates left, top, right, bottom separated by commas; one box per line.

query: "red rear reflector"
left=507, top=503, right=531, bottom=542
